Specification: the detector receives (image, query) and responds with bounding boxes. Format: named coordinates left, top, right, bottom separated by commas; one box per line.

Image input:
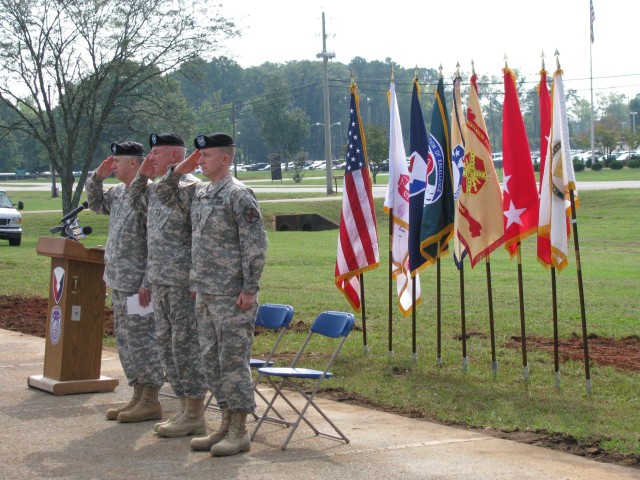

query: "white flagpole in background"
left=589, top=0, right=596, bottom=165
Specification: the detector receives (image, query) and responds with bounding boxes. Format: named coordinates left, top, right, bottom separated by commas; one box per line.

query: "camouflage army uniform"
left=156, top=168, right=268, bottom=413
left=85, top=174, right=163, bottom=388
left=129, top=172, right=207, bottom=399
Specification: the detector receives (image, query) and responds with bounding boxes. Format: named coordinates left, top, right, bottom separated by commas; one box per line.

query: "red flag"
left=501, top=68, right=539, bottom=257
left=536, top=69, right=552, bottom=266
left=335, top=81, right=380, bottom=311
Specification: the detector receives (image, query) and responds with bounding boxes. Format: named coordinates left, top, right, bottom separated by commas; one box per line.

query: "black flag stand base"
left=491, top=361, right=498, bottom=377
left=522, top=366, right=530, bottom=382
left=554, top=371, right=561, bottom=390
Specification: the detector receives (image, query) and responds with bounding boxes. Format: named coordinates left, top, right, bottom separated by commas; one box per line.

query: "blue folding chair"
left=251, top=310, right=355, bottom=450
left=204, top=303, right=294, bottom=420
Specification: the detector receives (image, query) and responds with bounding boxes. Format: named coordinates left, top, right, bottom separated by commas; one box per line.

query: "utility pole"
left=316, top=12, right=335, bottom=195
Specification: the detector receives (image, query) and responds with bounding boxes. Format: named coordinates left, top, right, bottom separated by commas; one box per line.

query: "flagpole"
left=485, top=255, right=497, bottom=376
left=388, top=211, right=394, bottom=359
left=436, top=244, right=442, bottom=367
left=459, top=262, right=468, bottom=371
left=516, top=242, right=529, bottom=381
left=589, top=2, right=596, bottom=167
left=551, top=266, right=560, bottom=389
left=412, top=278, right=417, bottom=362
left=569, top=189, right=592, bottom=395
left=360, top=273, right=369, bottom=354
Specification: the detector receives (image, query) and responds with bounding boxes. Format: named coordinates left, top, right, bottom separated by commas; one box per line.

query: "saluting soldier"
left=85, top=141, right=164, bottom=423
left=129, top=132, right=208, bottom=438
left=155, top=132, right=268, bottom=457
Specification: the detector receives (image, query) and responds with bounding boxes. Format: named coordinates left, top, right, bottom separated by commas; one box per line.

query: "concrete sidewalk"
left=1, top=328, right=638, bottom=480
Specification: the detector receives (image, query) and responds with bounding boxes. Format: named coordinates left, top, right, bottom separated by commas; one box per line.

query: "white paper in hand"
left=127, top=293, right=154, bottom=316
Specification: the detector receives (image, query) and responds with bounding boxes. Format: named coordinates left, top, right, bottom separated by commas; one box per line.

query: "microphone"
left=60, top=201, right=89, bottom=223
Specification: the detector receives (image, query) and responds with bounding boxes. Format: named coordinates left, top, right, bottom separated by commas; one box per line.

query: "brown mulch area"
left=0, top=294, right=114, bottom=337
left=0, top=294, right=637, bottom=469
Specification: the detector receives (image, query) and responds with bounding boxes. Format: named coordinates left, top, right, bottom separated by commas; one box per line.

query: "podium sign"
left=28, top=237, right=118, bottom=395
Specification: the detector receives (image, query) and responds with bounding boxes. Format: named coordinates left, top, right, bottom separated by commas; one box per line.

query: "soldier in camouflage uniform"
left=85, top=141, right=164, bottom=423
left=129, top=132, right=208, bottom=438
left=155, top=132, right=267, bottom=457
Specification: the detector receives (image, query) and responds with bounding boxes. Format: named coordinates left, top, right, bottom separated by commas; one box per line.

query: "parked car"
left=244, top=162, right=269, bottom=171
left=614, top=151, right=640, bottom=163
left=0, top=190, right=23, bottom=246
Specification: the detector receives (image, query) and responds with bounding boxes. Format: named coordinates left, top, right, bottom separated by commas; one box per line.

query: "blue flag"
left=420, top=77, right=455, bottom=264
left=408, top=79, right=429, bottom=275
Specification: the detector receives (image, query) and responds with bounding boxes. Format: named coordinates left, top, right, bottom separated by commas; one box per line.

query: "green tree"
left=595, top=116, right=621, bottom=158
left=364, top=124, right=388, bottom=184
left=251, top=75, right=311, bottom=164
left=0, top=0, right=237, bottom=214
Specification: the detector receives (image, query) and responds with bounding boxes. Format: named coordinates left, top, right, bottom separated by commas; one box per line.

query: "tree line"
left=1, top=1, right=638, bottom=213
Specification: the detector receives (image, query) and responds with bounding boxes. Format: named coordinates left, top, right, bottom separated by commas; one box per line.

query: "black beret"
left=111, top=141, right=144, bottom=156
left=149, top=132, right=186, bottom=148
left=194, top=132, right=235, bottom=150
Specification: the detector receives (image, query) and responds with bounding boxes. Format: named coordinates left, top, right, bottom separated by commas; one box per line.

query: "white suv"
left=0, top=190, right=23, bottom=246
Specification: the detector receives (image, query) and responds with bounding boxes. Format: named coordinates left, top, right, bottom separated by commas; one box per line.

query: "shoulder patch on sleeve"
left=243, top=207, right=261, bottom=224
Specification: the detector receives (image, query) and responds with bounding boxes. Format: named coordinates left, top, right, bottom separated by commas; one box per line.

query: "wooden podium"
left=28, top=237, right=119, bottom=395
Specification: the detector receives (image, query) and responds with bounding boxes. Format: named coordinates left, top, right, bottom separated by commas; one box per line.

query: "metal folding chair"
left=251, top=310, right=355, bottom=450
left=204, top=303, right=295, bottom=420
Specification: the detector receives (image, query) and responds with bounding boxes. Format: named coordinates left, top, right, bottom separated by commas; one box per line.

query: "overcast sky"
left=216, top=0, right=638, bottom=102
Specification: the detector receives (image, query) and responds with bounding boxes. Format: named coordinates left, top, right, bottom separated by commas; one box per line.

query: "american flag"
left=335, top=83, right=380, bottom=311
left=590, top=0, right=595, bottom=43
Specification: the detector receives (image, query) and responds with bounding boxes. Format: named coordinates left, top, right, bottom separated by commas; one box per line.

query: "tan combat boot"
left=157, top=397, right=206, bottom=438
left=210, top=411, right=250, bottom=456
left=117, top=385, right=163, bottom=423
left=106, top=383, right=143, bottom=420
left=190, top=406, right=230, bottom=451
left=154, top=397, right=187, bottom=432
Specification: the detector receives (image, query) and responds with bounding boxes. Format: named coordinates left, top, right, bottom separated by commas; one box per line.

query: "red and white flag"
left=538, top=68, right=579, bottom=271
left=335, top=82, right=380, bottom=311
left=501, top=68, right=539, bottom=257
left=536, top=68, right=553, bottom=266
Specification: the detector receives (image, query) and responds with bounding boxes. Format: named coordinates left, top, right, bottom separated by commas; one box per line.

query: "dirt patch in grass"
left=1, top=294, right=638, bottom=469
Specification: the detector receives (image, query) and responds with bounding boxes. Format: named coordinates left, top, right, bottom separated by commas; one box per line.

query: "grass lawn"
left=0, top=182, right=639, bottom=458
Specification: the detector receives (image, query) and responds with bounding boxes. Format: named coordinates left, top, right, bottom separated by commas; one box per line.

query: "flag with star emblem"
left=419, top=77, right=455, bottom=264
left=536, top=68, right=553, bottom=266
left=538, top=68, right=579, bottom=271
left=451, top=74, right=467, bottom=268
left=335, top=82, right=380, bottom=311
left=501, top=67, right=539, bottom=257
left=408, top=78, right=430, bottom=275
left=384, top=79, right=419, bottom=315
left=456, top=73, right=504, bottom=268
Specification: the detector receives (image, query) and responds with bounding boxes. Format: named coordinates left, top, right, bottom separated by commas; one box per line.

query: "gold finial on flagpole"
left=390, top=65, right=395, bottom=82
left=350, top=70, right=356, bottom=88
left=541, top=50, right=546, bottom=71
left=554, top=49, right=561, bottom=70
left=439, top=64, right=443, bottom=80
left=471, top=60, right=476, bottom=76
left=414, top=65, right=419, bottom=82
left=504, top=53, right=508, bottom=69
